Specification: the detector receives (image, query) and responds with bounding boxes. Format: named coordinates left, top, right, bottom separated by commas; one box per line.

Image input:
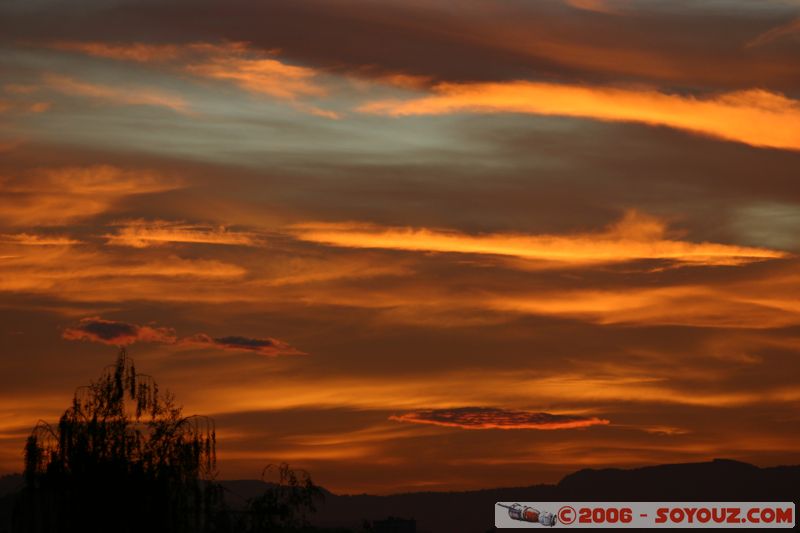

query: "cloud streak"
left=0, top=244, right=245, bottom=295
left=105, top=220, right=261, bottom=248
left=292, top=211, right=786, bottom=267
left=53, top=41, right=189, bottom=62
left=185, top=54, right=324, bottom=101
left=0, top=165, right=181, bottom=227
left=746, top=17, right=800, bottom=48
left=390, top=407, right=610, bottom=430
left=360, top=82, right=800, bottom=151
left=0, top=233, right=80, bottom=246
left=53, top=41, right=336, bottom=117
left=43, top=74, right=189, bottom=113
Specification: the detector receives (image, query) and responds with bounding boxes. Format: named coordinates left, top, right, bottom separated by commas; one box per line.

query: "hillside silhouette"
left=3, top=455, right=798, bottom=533
left=156, top=459, right=799, bottom=533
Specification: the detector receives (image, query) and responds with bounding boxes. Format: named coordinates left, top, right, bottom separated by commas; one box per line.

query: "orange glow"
left=218, top=446, right=379, bottom=462
left=360, top=81, right=800, bottom=151
left=292, top=211, right=786, bottom=266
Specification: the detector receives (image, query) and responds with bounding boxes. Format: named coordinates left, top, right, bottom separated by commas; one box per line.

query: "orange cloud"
left=0, top=233, right=80, bottom=246
left=53, top=41, right=185, bottom=62
left=105, top=220, right=261, bottom=248
left=53, top=41, right=336, bottom=116
left=5, top=241, right=792, bottom=331
left=0, top=243, right=245, bottom=296
left=486, top=286, right=791, bottom=329
left=2, top=209, right=795, bottom=333
left=0, top=165, right=181, bottom=226
left=291, top=211, right=786, bottom=266
left=295, top=277, right=800, bottom=330
left=183, top=46, right=337, bottom=117
left=186, top=56, right=324, bottom=100
left=259, top=254, right=411, bottom=287
left=42, top=74, right=188, bottom=113
left=360, top=81, right=800, bottom=151
left=390, top=407, right=610, bottom=430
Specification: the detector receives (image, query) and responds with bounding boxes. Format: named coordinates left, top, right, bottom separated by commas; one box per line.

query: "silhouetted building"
left=372, top=516, right=416, bottom=533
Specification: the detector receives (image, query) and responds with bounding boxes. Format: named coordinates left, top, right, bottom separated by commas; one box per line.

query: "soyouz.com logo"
left=495, top=502, right=795, bottom=528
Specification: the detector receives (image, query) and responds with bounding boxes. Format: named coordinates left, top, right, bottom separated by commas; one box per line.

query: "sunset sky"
left=1, top=0, right=800, bottom=495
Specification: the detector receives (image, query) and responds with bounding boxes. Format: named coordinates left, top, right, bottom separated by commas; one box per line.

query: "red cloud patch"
left=391, top=407, right=609, bottom=430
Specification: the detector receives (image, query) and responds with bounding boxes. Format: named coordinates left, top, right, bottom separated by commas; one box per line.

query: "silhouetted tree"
left=14, top=348, right=222, bottom=533
left=13, top=348, right=327, bottom=533
left=239, top=463, right=324, bottom=532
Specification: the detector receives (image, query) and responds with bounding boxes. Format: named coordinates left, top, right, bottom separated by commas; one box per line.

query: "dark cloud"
left=391, top=407, right=609, bottom=430
left=62, top=316, right=176, bottom=345
left=184, top=334, right=303, bottom=357
left=61, top=317, right=301, bottom=356
left=2, top=1, right=799, bottom=93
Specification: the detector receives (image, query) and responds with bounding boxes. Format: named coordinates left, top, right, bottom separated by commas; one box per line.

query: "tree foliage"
left=13, top=349, right=323, bottom=533
left=239, top=463, right=324, bottom=532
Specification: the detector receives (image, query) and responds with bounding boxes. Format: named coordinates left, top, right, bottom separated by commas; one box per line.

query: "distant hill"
left=215, top=459, right=799, bottom=533
left=557, top=459, right=798, bottom=502
left=2, top=460, right=798, bottom=533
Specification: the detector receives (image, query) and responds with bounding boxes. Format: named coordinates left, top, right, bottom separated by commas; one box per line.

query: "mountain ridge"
left=222, top=459, right=800, bottom=532
left=2, top=459, right=798, bottom=533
